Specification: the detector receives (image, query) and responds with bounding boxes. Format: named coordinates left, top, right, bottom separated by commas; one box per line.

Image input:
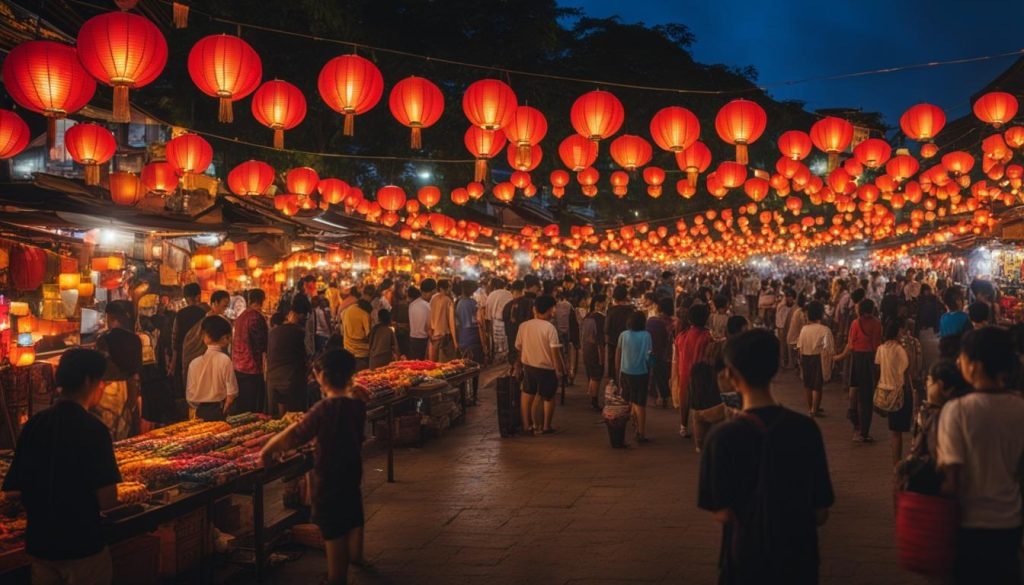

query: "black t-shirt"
left=698, top=406, right=834, bottom=585
left=2, top=400, right=121, bottom=560
left=291, top=395, right=366, bottom=500
left=97, top=327, right=143, bottom=381
left=605, top=304, right=634, bottom=348
left=267, top=323, right=308, bottom=393
left=504, top=293, right=537, bottom=349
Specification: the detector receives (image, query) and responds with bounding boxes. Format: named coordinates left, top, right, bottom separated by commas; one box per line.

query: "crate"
left=372, top=413, right=422, bottom=445
left=112, top=534, right=161, bottom=585
left=157, top=507, right=207, bottom=579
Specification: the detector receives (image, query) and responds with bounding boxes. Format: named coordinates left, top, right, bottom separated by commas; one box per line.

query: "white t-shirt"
left=484, top=289, right=513, bottom=322
left=409, top=297, right=431, bottom=339
left=938, top=392, right=1024, bottom=528
left=186, top=346, right=239, bottom=404
left=874, top=341, right=908, bottom=391
left=797, top=323, right=833, bottom=356
left=515, top=318, right=562, bottom=370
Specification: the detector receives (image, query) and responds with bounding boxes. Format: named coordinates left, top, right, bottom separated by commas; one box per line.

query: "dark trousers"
left=233, top=372, right=266, bottom=414
left=194, top=402, right=225, bottom=421
left=746, top=295, right=759, bottom=319
left=607, top=345, right=619, bottom=381
left=955, top=526, right=1022, bottom=585
left=409, top=337, right=428, bottom=360
left=650, top=358, right=670, bottom=400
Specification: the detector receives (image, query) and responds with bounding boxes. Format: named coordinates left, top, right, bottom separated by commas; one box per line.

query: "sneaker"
left=679, top=425, right=691, bottom=438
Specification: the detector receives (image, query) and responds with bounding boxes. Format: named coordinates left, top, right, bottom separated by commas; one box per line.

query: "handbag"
left=873, top=384, right=904, bottom=413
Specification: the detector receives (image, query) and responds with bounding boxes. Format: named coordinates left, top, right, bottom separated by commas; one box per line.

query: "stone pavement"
left=246, top=365, right=927, bottom=585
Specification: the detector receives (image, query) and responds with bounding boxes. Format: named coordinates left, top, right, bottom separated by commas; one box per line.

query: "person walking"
left=604, top=285, right=634, bottom=382
left=798, top=301, right=833, bottom=418
left=581, top=294, right=607, bottom=411
left=514, top=295, right=565, bottom=435
left=835, top=299, right=882, bottom=443
left=408, top=285, right=431, bottom=360
left=233, top=288, right=269, bottom=414
left=676, top=304, right=712, bottom=438
left=455, top=281, right=485, bottom=363
left=342, top=299, right=371, bottom=371
left=268, top=296, right=312, bottom=415
left=429, top=279, right=458, bottom=362
left=617, top=311, right=654, bottom=442
left=876, top=320, right=912, bottom=465
left=646, top=298, right=675, bottom=408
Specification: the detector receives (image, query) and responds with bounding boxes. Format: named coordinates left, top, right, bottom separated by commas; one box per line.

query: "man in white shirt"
left=408, top=282, right=433, bottom=360
left=775, top=289, right=797, bottom=369
left=742, top=272, right=761, bottom=320
left=186, top=317, right=238, bottom=421
left=484, top=278, right=514, bottom=360
left=515, top=295, right=564, bottom=435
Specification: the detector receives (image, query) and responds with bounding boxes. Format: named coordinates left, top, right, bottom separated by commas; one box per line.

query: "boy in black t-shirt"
left=698, top=329, right=834, bottom=585
left=3, top=348, right=121, bottom=584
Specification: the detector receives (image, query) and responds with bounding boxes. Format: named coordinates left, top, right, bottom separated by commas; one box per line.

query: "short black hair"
left=363, top=284, right=377, bottom=298
left=858, top=299, right=875, bottom=316
left=628, top=310, right=646, bottom=331
left=724, top=329, right=780, bottom=388
left=658, top=297, right=674, bottom=316
left=807, top=300, right=825, bottom=322
left=461, top=281, right=477, bottom=296
left=523, top=275, right=540, bottom=290
left=688, top=303, right=710, bottom=328
left=960, top=326, right=1017, bottom=381
left=248, top=288, right=266, bottom=304
left=968, top=301, right=990, bottom=324
left=510, top=280, right=525, bottom=292
left=883, top=319, right=901, bottom=341
left=377, top=308, right=391, bottom=324
left=438, top=279, right=451, bottom=291
left=314, top=349, right=357, bottom=389
left=105, top=300, right=134, bottom=323
left=183, top=282, right=201, bottom=299
left=851, top=288, right=866, bottom=304
left=713, top=294, right=729, bottom=310
left=407, top=286, right=421, bottom=300
left=211, top=290, right=230, bottom=305
left=534, top=295, right=556, bottom=314
left=590, top=294, right=607, bottom=312
left=201, top=316, right=232, bottom=341
left=942, top=286, right=962, bottom=309
left=726, top=315, right=748, bottom=337
left=56, top=348, right=106, bottom=396
left=929, top=359, right=970, bottom=398
left=491, top=277, right=506, bottom=289
left=290, top=295, right=311, bottom=316
left=612, top=285, right=629, bottom=301
left=420, top=278, right=437, bottom=293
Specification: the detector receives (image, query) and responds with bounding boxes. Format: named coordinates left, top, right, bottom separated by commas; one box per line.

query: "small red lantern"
left=318, top=54, right=384, bottom=136
left=777, top=130, right=812, bottom=161
left=570, top=90, right=624, bottom=142
left=188, top=34, right=262, bottom=123
left=464, top=126, right=507, bottom=182
left=318, top=178, right=349, bottom=205
left=507, top=143, right=542, bottom=172
left=810, top=116, right=854, bottom=171
left=492, top=182, right=515, bottom=203
left=920, top=143, right=939, bottom=159
left=165, top=133, right=213, bottom=190
left=466, top=182, right=485, bottom=200
left=886, top=155, right=919, bottom=183
left=108, top=170, right=144, bottom=206
left=389, top=76, right=444, bottom=149
left=716, top=161, right=747, bottom=189
left=649, top=106, right=700, bottom=152
left=228, top=160, right=275, bottom=196
left=141, top=161, right=177, bottom=194
left=451, top=188, right=470, bottom=205
left=744, top=177, right=769, bottom=202
left=675, top=141, right=712, bottom=187
left=642, top=166, right=666, bottom=187
left=377, top=185, right=407, bottom=211
left=853, top=138, right=892, bottom=169
left=65, top=123, right=116, bottom=185
left=0, top=109, right=30, bottom=159
left=714, top=99, right=766, bottom=165
left=558, top=134, right=599, bottom=171
left=609, top=135, right=653, bottom=171
left=900, top=103, right=946, bottom=142
left=462, top=79, right=517, bottom=131
left=417, top=185, right=441, bottom=209
left=610, top=171, right=629, bottom=197
left=251, top=80, right=306, bottom=149
left=504, top=105, right=547, bottom=159
left=974, top=92, right=1018, bottom=128
left=510, top=171, right=532, bottom=190
left=286, top=167, right=319, bottom=196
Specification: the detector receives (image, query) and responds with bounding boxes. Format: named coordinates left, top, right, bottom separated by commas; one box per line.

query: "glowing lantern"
left=451, top=187, right=470, bottom=205
left=286, top=167, right=319, bottom=196
left=744, top=177, right=769, bottom=202
left=228, top=160, right=275, bottom=196
left=76, top=12, right=167, bottom=123
left=642, top=166, right=666, bottom=187
left=165, top=133, right=212, bottom=189
left=108, top=171, right=144, bottom=206
left=380, top=212, right=400, bottom=227
left=775, top=157, right=804, bottom=179
left=852, top=138, right=892, bottom=169
left=64, top=123, right=116, bottom=185
left=389, top=76, right=444, bottom=149
left=318, top=178, right=349, bottom=205
left=417, top=185, right=441, bottom=209
left=467, top=182, right=485, bottom=200
left=570, top=90, right=624, bottom=141
left=714, top=99, right=766, bottom=165
left=810, top=116, right=854, bottom=171
left=716, top=161, right=747, bottom=189
left=2, top=41, right=96, bottom=147
left=188, top=35, right=262, bottom=123
left=577, top=167, right=599, bottom=188
left=550, top=170, right=570, bottom=198
left=251, top=80, right=306, bottom=149
left=777, top=130, right=812, bottom=161
left=59, top=271, right=81, bottom=291
left=507, top=143, right=542, bottom=172
left=463, top=79, right=517, bottom=131
left=706, top=172, right=727, bottom=198
left=1004, top=126, right=1024, bottom=149
left=610, top=171, right=629, bottom=197
left=510, top=171, right=532, bottom=190
left=0, top=110, right=30, bottom=159
left=429, top=213, right=451, bottom=236
left=885, top=154, right=919, bottom=182
left=376, top=185, right=407, bottom=211
left=785, top=196, right=803, bottom=215
left=609, top=135, right=653, bottom=170
left=345, top=186, right=365, bottom=208
left=676, top=141, right=712, bottom=187
left=920, top=143, right=939, bottom=159
left=523, top=184, right=538, bottom=198
left=464, top=126, right=507, bottom=181
left=974, top=92, right=1018, bottom=128
left=318, top=54, right=384, bottom=136
left=900, top=103, right=945, bottom=142
left=504, top=105, right=547, bottom=159
left=491, top=182, right=515, bottom=203
left=141, top=161, right=177, bottom=194
left=942, top=151, right=975, bottom=176
left=558, top=134, right=599, bottom=171
left=649, top=106, right=700, bottom=152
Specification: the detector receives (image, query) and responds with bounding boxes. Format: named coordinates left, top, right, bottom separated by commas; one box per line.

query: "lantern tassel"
left=183, top=172, right=193, bottom=192
left=736, top=144, right=749, bottom=165
left=218, top=97, right=233, bottom=124
left=343, top=114, right=355, bottom=137
left=273, top=129, right=284, bottom=150
left=474, top=159, right=487, bottom=183
left=84, top=164, right=100, bottom=186
left=172, top=2, right=189, bottom=28
left=518, top=143, right=531, bottom=161
left=46, top=117, right=57, bottom=154
left=687, top=170, right=698, bottom=188
left=410, top=127, right=422, bottom=150
left=827, top=152, right=839, bottom=172
left=112, top=85, right=130, bottom=123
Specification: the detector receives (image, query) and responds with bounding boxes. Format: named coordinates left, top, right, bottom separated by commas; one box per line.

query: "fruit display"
left=116, top=482, right=150, bottom=505
left=0, top=462, right=25, bottom=553
left=353, top=359, right=479, bottom=402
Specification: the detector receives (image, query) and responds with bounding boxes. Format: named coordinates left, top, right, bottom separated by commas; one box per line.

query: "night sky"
left=569, top=0, right=1024, bottom=128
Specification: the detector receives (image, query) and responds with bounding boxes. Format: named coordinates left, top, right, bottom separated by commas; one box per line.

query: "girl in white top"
left=875, top=320, right=910, bottom=465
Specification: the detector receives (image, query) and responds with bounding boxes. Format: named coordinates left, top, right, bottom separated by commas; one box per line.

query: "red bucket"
left=895, top=491, right=958, bottom=576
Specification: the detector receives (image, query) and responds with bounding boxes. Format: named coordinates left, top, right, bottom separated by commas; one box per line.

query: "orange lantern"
left=228, top=160, right=275, bottom=196
left=649, top=106, right=700, bottom=152
left=885, top=154, right=919, bottom=182
left=570, top=90, right=624, bottom=141
left=503, top=105, right=547, bottom=159
left=777, top=130, right=812, bottom=161
left=188, top=34, right=262, bottom=123
left=716, top=161, right=747, bottom=189
left=464, top=126, right=507, bottom=182
left=141, top=161, right=177, bottom=194
left=942, top=151, right=975, bottom=176
left=59, top=272, right=81, bottom=290
left=714, top=99, right=766, bottom=165
left=642, top=166, right=666, bottom=187
left=676, top=141, right=712, bottom=187
left=810, top=116, right=854, bottom=171
left=974, top=92, right=1018, bottom=128
left=492, top=182, right=516, bottom=203
left=251, top=80, right=306, bottom=149
left=610, top=171, right=629, bottom=197
left=165, top=133, right=212, bottom=189
left=1004, top=126, right=1024, bottom=149
left=744, top=177, right=769, bottom=202
left=318, top=54, right=384, bottom=136
left=785, top=196, right=803, bottom=215
left=852, top=138, right=892, bottom=169
left=507, top=143, right=542, bottom=172
left=920, top=143, right=939, bottom=159
left=376, top=185, right=407, bottom=211
left=389, top=76, right=444, bottom=149
left=558, top=134, right=599, bottom=171
left=318, top=178, right=349, bottom=205
left=451, top=187, right=470, bottom=205
left=463, top=79, right=517, bottom=131
left=0, top=109, right=30, bottom=159
left=286, top=167, right=319, bottom=196
left=467, top=182, right=485, bottom=200
left=108, top=171, right=144, bottom=206
left=417, top=185, right=441, bottom=209
left=900, top=103, right=945, bottom=142
left=510, top=171, right=532, bottom=189
left=609, top=134, right=653, bottom=171
left=65, top=123, right=116, bottom=185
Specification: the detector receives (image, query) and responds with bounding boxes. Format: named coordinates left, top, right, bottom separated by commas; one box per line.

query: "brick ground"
left=244, top=365, right=927, bottom=585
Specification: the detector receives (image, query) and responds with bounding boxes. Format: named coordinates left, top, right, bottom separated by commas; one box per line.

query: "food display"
left=116, top=482, right=150, bottom=505
left=353, top=359, right=478, bottom=402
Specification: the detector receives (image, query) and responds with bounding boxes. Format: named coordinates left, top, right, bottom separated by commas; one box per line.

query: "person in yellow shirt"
left=342, top=299, right=371, bottom=371
left=428, top=279, right=458, bottom=362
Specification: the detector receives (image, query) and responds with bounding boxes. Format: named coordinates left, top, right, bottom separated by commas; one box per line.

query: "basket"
left=895, top=490, right=958, bottom=576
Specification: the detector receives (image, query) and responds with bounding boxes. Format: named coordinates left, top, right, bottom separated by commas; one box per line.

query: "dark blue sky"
left=569, top=0, right=1024, bottom=127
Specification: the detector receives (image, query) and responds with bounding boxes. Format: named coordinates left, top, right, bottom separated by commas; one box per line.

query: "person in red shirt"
left=835, top=298, right=882, bottom=442
left=675, top=304, right=712, bottom=438
left=232, top=289, right=269, bottom=414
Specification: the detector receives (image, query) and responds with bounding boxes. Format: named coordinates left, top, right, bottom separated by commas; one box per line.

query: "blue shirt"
left=618, top=330, right=652, bottom=375
left=938, top=311, right=970, bottom=338
left=455, top=298, right=481, bottom=347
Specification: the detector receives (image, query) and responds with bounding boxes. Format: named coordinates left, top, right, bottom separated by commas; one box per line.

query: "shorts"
left=523, top=365, right=559, bottom=401
left=312, top=491, right=365, bottom=540
left=620, top=373, right=650, bottom=407
left=583, top=345, right=602, bottom=380
left=801, top=354, right=824, bottom=391
left=887, top=386, right=913, bottom=432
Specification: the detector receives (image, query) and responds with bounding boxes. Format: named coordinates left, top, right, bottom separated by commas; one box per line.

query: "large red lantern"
left=492, top=182, right=516, bottom=203
left=504, top=105, right=547, bottom=159
left=886, top=154, right=919, bottom=183
left=251, top=80, right=306, bottom=149
left=558, top=134, right=599, bottom=171
left=389, top=76, right=444, bottom=149
left=165, top=133, right=212, bottom=189
left=900, top=103, right=945, bottom=142
left=64, top=122, right=116, bottom=185
left=450, top=187, right=470, bottom=205
left=507, top=143, right=542, bottom=172
left=675, top=141, right=712, bottom=187
left=228, top=160, right=275, bottom=196
left=649, top=106, right=700, bottom=152
left=852, top=138, right=892, bottom=169
left=744, top=176, right=769, bottom=202
left=570, top=90, right=624, bottom=142
left=609, top=135, right=653, bottom=170
left=318, top=178, right=349, bottom=205
left=464, top=126, right=507, bottom=182
left=417, top=185, right=441, bottom=209
left=777, top=130, right=812, bottom=161
left=377, top=185, right=407, bottom=211
left=714, top=99, right=766, bottom=165
left=2, top=41, right=96, bottom=147
left=716, top=161, right=747, bottom=189
left=318, top=54, right=384, bottom=136
left=942, top=151, right=975, bottom=176
left=188, top=35, right=262, bottom=123
left=141, top=161, right=177, bottom=194
left=108, top=170, right=144, bottom=206
left=0, top=110, right=30, bottom=159
left=76, top=11, right=167, bottom=123
left=810, top=116, right=854, bottom=171
left=462, top=79, right=517, bottom=131
left=286, top=167, right=319, bottom=196
left=974, top=92, right=1018, bottom=128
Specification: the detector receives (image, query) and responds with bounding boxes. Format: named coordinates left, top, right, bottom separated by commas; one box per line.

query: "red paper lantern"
left=466, top=182, right=485, bottom=200
left=286, top=167, right=320, bottom=196
left=777, top=130, right=812, bottom=161
left=377, top=185, right=407, bottom=211
left=942, top=151, right=975, bottom=176
left=462, top=79, right=517, bottom=131
left=810, top=116, right=854, bottom=171
left=900, top=103, right=945, bottom=142
left=714, top=99, right=766, bottom=165
left=450, top=187, right=470, bottom=205
left=141, top=161, right=177, bottom=194
left=675, top=141, right=712, bottom=187
left=558, top=134, right=599, bottom=171
left=0, top=109, right=30, bottom=159
left=504, top=105, right=547, bottom=159
left=886, top=155, right=919, bottom=183
left=188, top=35, right=262, bottom=123
left=76, top=11, right=167, bottom=123
left=251, top=80, right=306, bottom=149
left=649, top=106, right=700, bottom=152
left=165, top=133, right=212, bottom=190
left=318, top=178, right=349, bottom=205
left=389, top=76, right=444, bottom=149
left=2, top=41, right=96, bottom=147
left=507, top=143, right=542, bottom=172
left=417, top=185, right=441, bottom=209
left=853, top=138, right=892, bottom=169
left=744, top=177, right=769, bottom=202
left=108, top=170, right=144, bottom=206
left=64, top=122, right=116, bottom=185
left=610, top=170, right=629, bottom=197
left=492, top=182, right=515, bottom=203
left=318, top=54, right=383, bottom=136
left=974, top=92, right=1018, bottom=128
left=716, top=161, right=747, bottom=189
left=228, top=160, right=275, bottom=196
left=464, top=126, right=507, bottom=181
left=550, top=169, right=570, bottom=198
left=570, top=90, right=624, bottom=141
left=9, top=244, right=46, bottom=291
left=609, top=135, right=653, bottom=171
left=642, top=166, right=666, bottom=187
left=510, top=171, right=532, bottom=189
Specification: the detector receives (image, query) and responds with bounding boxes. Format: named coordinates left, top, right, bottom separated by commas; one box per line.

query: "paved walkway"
left=250, top=365, right=926, bottom=585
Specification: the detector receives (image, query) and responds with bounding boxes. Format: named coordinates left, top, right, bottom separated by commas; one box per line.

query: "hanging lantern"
left=777, top=130, right=812, bottom=161
left=558, top=134, right=599, bottom=171
left=507, top=143, right=542, bottom=172
left=389, top=76, right=444, bottom=149
left=0, top=109, right=30, bottom=159
left=920, top=143, right=939, bottom=159
left=610, top=171, right=629, bottom=197
left=462, top=79, right=517, bottom=131
left=523, top=184, right=538, bottom=198
left=2, top=41, right=96, bottom=148
left=464, top=126, right=507, bottom=182
left=492, top=182, right=516, bottom=203
left=714, top=99, right=766, bottom=165
left=188, top=34, right=262, bottom=123
left=649, top=106, right=700, bottom=152
left=510, top=171, right=531, bottom=189
left=76, top=11, right=167, bottom=123
left=108, top=171, right=144, bottom=206
left=59, top=271, right=81, bottom=290
left=318, top=178, right=349, bottom=205
left=64, top=123, right=116, bottom=185
left=642, top=166, right=666, bottom=187
left=166, top=133, right=212, bottom=190
left=451, top=187, right=470, bottom=205
left=785, top=196, right=803, bottom=215
left=141, top=161, right=177, bottom=194
left=609, top=135, right=653, bottom=171
left=550, top=169, right=570, bottom=198
left=467, top=182, right=485, bottom=200
left=251, top=80, right=306, bottom=149
left=286, top=167, right=319, bottom=196
left=344, top=186, right=365, bottom=208
left=318, top=54, right=383, bottom=136
left=675, top=141, right=712, bottom=187
left=900, top=103, right=945, bottom=142
left=942, top=151, right=975, bottom=176
left=810, top=116, right=854, bottom=171
left=744, top=176, right=769, bottom=202
left=570, top=90, right=624, bottom=141
left=503, top=105, right=547, bottom=159
left=376, top=185, right=407, bottom=211
left=885, top=154, right=919, bottom=183
left=973, top=92, right=1018, bottom=128
left=228, top=160, right=275, bottom=196
left=429, top=212, right=451, bottom=235
left=417, top=185, right=441, bottom=209
left=716, top=161, right=747, bottom=189
left=852, top=138, right=892, bottom=169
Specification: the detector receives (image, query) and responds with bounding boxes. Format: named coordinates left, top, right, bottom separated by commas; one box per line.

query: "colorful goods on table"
left=353, top=359, right=477, bottom=402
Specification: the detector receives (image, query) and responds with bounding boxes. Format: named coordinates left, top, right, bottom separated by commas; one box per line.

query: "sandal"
left=541, top=428, right=559, bottom=435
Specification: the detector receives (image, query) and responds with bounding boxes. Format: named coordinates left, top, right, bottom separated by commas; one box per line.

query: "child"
left=186, top=316, right=238, bottom=421
left=876, top=319, right=911, bottom=465
left=798, top=301, right=833, bottom=418
left=899, top=318, right=923, bottom=408
left=896, top=360, right=968, bottom=494
left=367, top=309, right=399, bottom=369
left=708, top=294, right=729, bottom=341
left=261, top=349, right=367, bottom=585
left=689, top=360, right=725, bottom=453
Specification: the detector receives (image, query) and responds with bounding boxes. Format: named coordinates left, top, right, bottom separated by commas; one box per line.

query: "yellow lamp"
left=59, top=272, right=81, bottom=291
left=11, top=345, right=35, bottom=367
left=9, top=302, right=29, bottom=317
